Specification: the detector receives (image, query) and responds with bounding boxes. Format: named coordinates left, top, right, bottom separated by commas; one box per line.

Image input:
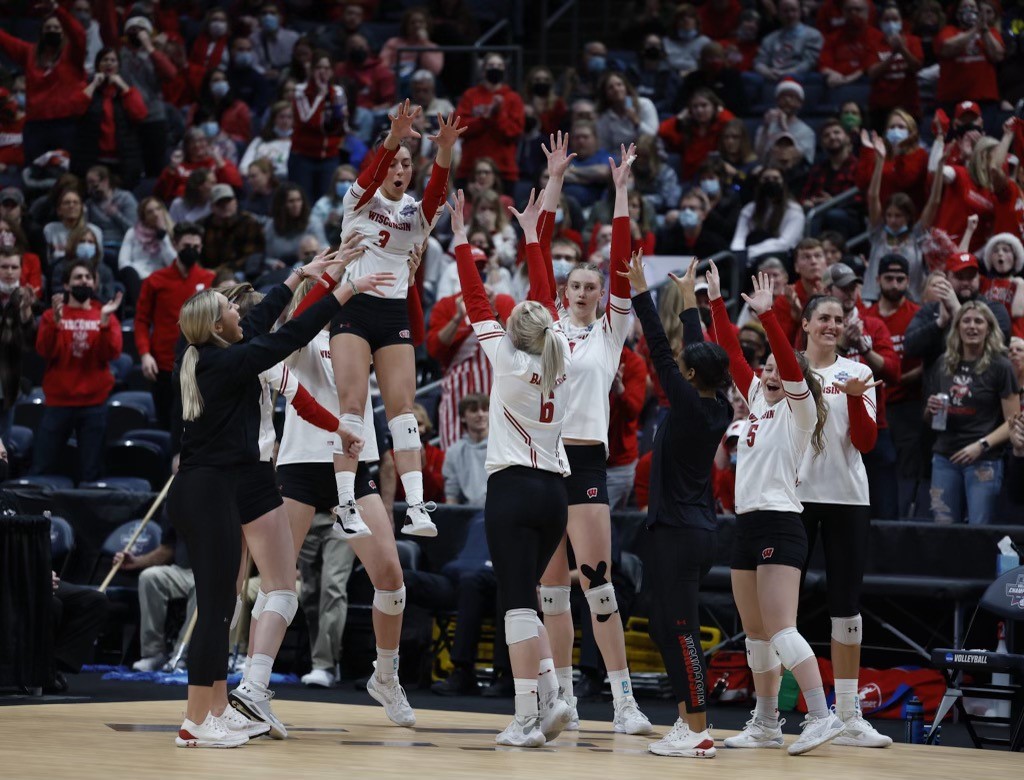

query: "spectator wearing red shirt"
left=773, top=237, right=827, bottom=344
left=820, top=0, right=886, bottom=89
left=865, top=254, right=924, bottom=516
left=0, top=2, right=87, bottom=161
left=154, top=127, right=243, bottom=203
left=607, top=345, right=648, bottom=509
left=335, top=34, right=397, bottom=142
left=855, top=108, right=929, bottom=212
left=33, top=260, right=122, bottom=483
left=74, top=48, right=148, bottom=189
left=455, top=53, right=526, bottom=187
left=658, top=88, right=735, bottom=183
left=0, top=198, right=42, bottom=299
left=698, top=0, right=743, bottom=40
left=817, top=0, right=877, bottom=33
left=186, top=8, right=231, bottom=95
left=288, top=52, right=348, bottom=202
left=135, top=224, right=214, bottom=429
left=0, top=87, right=25, bottom=173
left=187, top=70, right=253, bottom=148
left=823, top=262, right=902, bottom=519
left=864, top=5, right=924, bottom=125
left=932, top=137, right=999, bottom=251
left=934, top=0, right=1005, bottom=107
left=979, top=234, right=1024, bottom=327
left=990, top=118, right=1024, bottom=240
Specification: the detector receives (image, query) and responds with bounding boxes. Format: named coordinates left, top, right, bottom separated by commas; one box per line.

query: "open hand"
left=427, top=112, right=466, bottom=149
left=740, top=271, right=774, bottom=315
left=616, top=249, right=647, bottom=294
left=609, top=143, right=636, bottom=190
left=446, top=189, right=468, bottom=235
left=832, top=376, right=882, bottom=397
left=668, top=257, right=700, bottom=307
left=101, top=290, right=123, bottom=319
left=353, top=272, right=396, bottom=295
left=705, top=260, right=723, bottom=301
left=542, top=131, right=577, bottom=179
left=508, top=187, right=545, bottom=237
left=388, top=99, right=423, bottom=142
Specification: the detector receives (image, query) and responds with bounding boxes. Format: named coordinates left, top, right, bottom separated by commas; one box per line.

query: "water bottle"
left=904, top=696, right=924, bottom=744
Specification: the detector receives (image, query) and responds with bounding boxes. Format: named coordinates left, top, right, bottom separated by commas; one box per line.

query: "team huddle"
left=169, top=105, right=890, bottom=759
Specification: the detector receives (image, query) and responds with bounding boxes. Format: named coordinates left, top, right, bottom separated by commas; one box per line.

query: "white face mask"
left=0, top=280, right=18, bottom=294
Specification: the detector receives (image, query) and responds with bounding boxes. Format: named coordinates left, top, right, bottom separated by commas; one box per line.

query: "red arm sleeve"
left=759, top=309, right=802, bottom=381
left=134, top=280, right=154, bottom=356
left=96, top=0, right=118, bottom=47
left=455, top=242, right=495, bottom=324
left=538, top=209, right=557, bottom=300
left=710, top=297, right=754, bottom=400
left=355, top=144, right=398, bottom=208
left=406, top=283, right=425, bottom=346
left=57, top=5, right=87, bottom=73
left=419, top=162, right=449, bottom=227
left=290, top=382, right=341, bottom=432
left=0, top=28, right=32, bottom=67
left=848, top=394, right=878, bottom=452
left=854, top=145, right=877, bottom=192
left=609, top=215, right=632, bottom=301
left=122, top=87, right=149, bottom=122
left=292, top=272, right=335, bottom=318
left=525, top=242, right=557, bottom=319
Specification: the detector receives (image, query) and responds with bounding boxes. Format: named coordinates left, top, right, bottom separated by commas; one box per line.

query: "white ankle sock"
left=376, top=646, right=399, bottom=681
left=608, top=668, right=632, bottom=701
left=248, top=653, right=273, bottom=687
left=514, top=678, right=539, bottom=719
left=336, top=471, right=355, bottom=504
left=834, top=678, right=859, bottom=716
left=804, top=686, right=828, bottom=719
left=755, top=695, right=779, bottom=723
left=537, top=658, right=557, bottom=699
left=555, top=666, right=574, bottom=699
left=400, top=471, right=424, bottom=505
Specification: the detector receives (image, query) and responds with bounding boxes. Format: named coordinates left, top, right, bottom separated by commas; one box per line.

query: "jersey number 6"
left=377, top=229, right=391, bottom=248
left=746, top=422, right=759, bottom=448
left=539, top=394, right=555, bottom=423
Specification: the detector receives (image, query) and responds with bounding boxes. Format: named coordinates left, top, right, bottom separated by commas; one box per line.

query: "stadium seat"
left=105, top=402, right=151, bottom=442
left=122, top=429, right=173, bottom=458
left=12, top=388, right=45, bottom=430
left=80, top=477, right=154, bottom=492
left=5, top=425, right=33, bottom=476
left=49, top=516, right=75, bottom=576
left=108, top=390, right=156, bottom=421
left=2, top=475, right=75, bottom=490
left=109, top=353, right=135, bottom=388
left=105, top=439, right=169, bottom=490
left=120, top=319, right=139, bottom=362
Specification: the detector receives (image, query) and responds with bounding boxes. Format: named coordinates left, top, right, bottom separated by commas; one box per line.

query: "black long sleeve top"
left=634, top=291, right=731, bottom=530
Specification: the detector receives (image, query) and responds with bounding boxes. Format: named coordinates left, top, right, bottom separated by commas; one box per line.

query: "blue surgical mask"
left=13, top=92, right=25, bottom=109
left=885, top=224, right=909, bottom=237
left=700, top=178, right=720, bottom=197
left=261, top=13, right=279, bottom=33
left=679, top=207, right=700, bottom=228
left=554, top=207, right=564, bottom=225
left=335, top=181, right=352, bottom=199
left=881, top=20, right=902, bottom=37
left=210, top=80, right=230, bottom=99
left=587, top=56, right=606, bottom=74
left=233, top=51, right=254, bottom=68
left=678, top=28, right=698, bottom=41
left=886, top=127, right=909, bottom=146
left=274, top=125, right=293, bottom=138
left=552, top=259, right=575, bottom=279
left=201, top=120, right=219, bottom=138
left=76, top=242, right=97, bottom=260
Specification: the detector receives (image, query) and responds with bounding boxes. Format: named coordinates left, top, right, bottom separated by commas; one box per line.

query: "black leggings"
left=801, top=502, right=871, bottom=617
left=167, top=466, right=241, bottom=687
left=639, top=524, right=716, bottom=713
left=485, top=467, right=568, bottom=616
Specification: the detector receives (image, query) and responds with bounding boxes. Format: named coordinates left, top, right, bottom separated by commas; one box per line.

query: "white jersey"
left=341, top=179, right=438, bottom=300
left=256, top=362, right=305, bottom=462
left=558, top=294, right=632, bottom=451
left=735, top=374, right=818, bottom=515
left=276, top=330, right=379, bottom=465
left=472, top=318, right=573, bottom=476
left=797, top=355, right=875, bottom=506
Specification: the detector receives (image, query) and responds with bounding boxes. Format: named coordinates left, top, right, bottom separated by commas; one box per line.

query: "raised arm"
left=607, top=144, right=635, bottom=342
left=670, top=260, right=704, bottom=345
left=420, top=113, right=466, bottom=225
left=511, top=188, right=558, bottom=319
left=539, top=131, right=577, bottom=290
left=448, top=190, right=498, bottom=325
left=707, top=261, right=755, bottom=400
left=865, top=131, right=885, bottom=228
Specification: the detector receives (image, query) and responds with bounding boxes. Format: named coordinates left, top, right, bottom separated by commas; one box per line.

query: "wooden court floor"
left=0, top=700, right=1016, bottom=779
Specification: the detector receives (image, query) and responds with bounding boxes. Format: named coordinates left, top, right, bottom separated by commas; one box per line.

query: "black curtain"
left=0, top=515, right=53, bottom=689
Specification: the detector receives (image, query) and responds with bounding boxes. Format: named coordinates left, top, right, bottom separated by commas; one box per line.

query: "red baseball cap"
left=946, top=252, right=979, bottom=273
left=470, top=246, right=488, bottom=264
left=954, top=101, right=981, bottom=121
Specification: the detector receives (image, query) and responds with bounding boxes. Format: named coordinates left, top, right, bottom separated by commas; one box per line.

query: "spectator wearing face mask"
left=187, top=9, right=232, bottom=95
left=33, top=261, right=122, bottom=483
left=334, top=36, right=395, bottom=143
left=455, top=53, right=526, bottom=189
left=250, top=3, right=300, bottom=82
left=310, top=164, right=356, bottom=242
left=731, top=168, right=806, bottom=265
left=663, top=5, right=711, bottom=77
left=864, top=4, right=924, bottom=126
left=43, top=188, right=103, bottom=267
left=188, top=69, right=253, bottom=149
left=70, top=0, right=102, bottom=78
left=49, top=225, right=116, bottom=303
left=226, top=36, right=271, bottom=119
left=657, top=188, right=729, bottom=257
left=935, top=0, right=1005, bottom=110
left=240, top=102, right=294, bottom=180
left=625, top=36, right=681, bottom=118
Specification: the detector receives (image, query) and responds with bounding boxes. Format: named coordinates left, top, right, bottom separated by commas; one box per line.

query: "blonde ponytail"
left=539, top=327, right=564, bottom=398
left=177, top=289, right=230, bottom=422
left=179, top=344, right=203, bottom=421
left=506, top=300, right=564, bottom=398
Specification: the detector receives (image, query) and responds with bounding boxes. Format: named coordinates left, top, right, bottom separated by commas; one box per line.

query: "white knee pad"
left=388, top=413, right=421, bottom=452
left=251, top=589, right=268, bottom=621
left=584, top=583, right=618, bottom=617
left=770, top=627, right=815, bottom=671
left=831, top=614, right=863, bottom=646
left=263, top=589, right=299, bottom=624
left=373, top=586, right=407, bottom=615
left=230, top=594, right=242, bottom=630
left=505, top=608, right=540, bottom=645
left=337, top=413, right=364, bottom=446
left=745, top=638, right=780, bottom=674
left=539, top=585, right=571, bottom=615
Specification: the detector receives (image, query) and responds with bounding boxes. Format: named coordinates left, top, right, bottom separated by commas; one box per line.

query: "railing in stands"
left=475, top=19, right=509, bottom=48
left=647, top=250, right=744, bottom=316
left=804, top=187, right=861, bottom=237
left=538, top=0, right=580, bottom=65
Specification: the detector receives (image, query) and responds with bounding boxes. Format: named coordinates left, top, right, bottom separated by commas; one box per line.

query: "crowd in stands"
left=3, top=0, right=1024, bottom=690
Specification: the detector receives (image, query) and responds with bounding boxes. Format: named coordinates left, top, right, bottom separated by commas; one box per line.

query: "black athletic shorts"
left=277, top=461, right=378, bottom=512
left=329, top=294, right=412, bottom=352
left=564, top=444, right=609, bottom=506
left=236, top=461, right=284, bottom=525
left=732, top=510, right=808, bottom=571
left=801, top=502, right=870, bottom=617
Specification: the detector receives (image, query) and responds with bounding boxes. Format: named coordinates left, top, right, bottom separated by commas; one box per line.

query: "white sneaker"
left=301, top=668, right=337, bottom=688
left=175, top=712, right=248, bottom=748
left=401, top=501, right=438, bottom=537
left=613, top=695, right=654, bottom=735
left=496, top=715, right=546, bottom=747
left=648, top=718, right=716, bottom=758
left=565, top=695, right=580, bottom=731
left=723, top=711, right=785, bottom=748
left=787, top=711, right=844, bottom=755
left=330, top=500, right=372, bottom=540
left=229, top=680, right=288, bottom=739
left=367, top=673, right=416, bottom=727
left=833, top=709, right=893, bottom=748
left=218, top=706, right=272, bottom=739
left=132, top=653, right=167, bottom=672
left=539, top=691, right=572, bottom=742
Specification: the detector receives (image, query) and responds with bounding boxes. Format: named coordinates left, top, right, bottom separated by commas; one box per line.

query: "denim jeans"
left=31, top=404, right=108, bottom=484
left=864, top=427, right=899, bottom=520
left=930, top=453, right=1004, bottom=525
left=607, top=461, right=638, bottom=510
left=287, top=152, right=338, bottom=203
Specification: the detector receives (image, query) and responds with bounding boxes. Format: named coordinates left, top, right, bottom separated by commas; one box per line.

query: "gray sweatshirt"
left=443, top=436, right=489, bottom=506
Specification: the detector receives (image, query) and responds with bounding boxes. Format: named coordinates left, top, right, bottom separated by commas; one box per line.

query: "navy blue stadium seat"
left=5, top=425, right=33, bottom=475
left=49, top=516, right=75, bottom=575
left=105, top=402, right=151, bottom=443
left=105, top=438, right=170, bottom=490
left=81, top=477, right=154, bottom=492
left=108, top=391, right=156, bottom=421
left=3, top=475, right=75, bottom=490
left=12, top=388, right=45, bottom=429
left=122, top=429, right=173, bottom=458
left=110, top=353, right=134, bottom=387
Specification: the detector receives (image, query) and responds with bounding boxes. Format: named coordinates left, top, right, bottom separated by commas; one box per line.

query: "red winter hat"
left=954, top=101, right=981, bottom=121
left=945, top=252, right=979, bottom=273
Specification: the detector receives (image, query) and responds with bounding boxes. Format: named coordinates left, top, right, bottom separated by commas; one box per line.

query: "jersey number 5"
left=377, top=229, right=391, bottom=248
left=539, top=393, right=555, bottom=423
left=746, top=422, right=759, bottom=448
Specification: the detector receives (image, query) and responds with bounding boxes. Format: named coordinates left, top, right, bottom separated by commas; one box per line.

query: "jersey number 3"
left=745, top=422, right=759, bottom=448
left=377, top=229, right=391, bottom=248
left=539, top=393, right=555, bottom=423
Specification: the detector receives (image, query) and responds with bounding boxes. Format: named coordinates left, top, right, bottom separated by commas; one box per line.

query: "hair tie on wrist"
left=348, top=278, right=359, bottom=296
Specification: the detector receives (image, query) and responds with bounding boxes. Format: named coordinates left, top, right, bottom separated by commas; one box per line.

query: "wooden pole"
left=98, top=474, right=174, bottom=593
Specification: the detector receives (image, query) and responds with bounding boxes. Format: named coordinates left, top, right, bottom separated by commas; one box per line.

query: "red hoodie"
left=455, top=83, right=525, bottom=182
left=291, top=82, right=347, bottom=160
left=607, top=346, right=648, bottom=467
left=36, top=300, right=122, bottom=406
left=135, top=262, right=215, bottom=372
left=0, top=6, right=87, bottom=122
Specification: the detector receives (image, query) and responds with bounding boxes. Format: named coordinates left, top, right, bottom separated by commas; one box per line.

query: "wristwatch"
left=978, top=439, right=991, bottom=452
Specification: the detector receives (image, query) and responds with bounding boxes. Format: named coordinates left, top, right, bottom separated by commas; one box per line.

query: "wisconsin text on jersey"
left=368, top=210, right=412, bottom=231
